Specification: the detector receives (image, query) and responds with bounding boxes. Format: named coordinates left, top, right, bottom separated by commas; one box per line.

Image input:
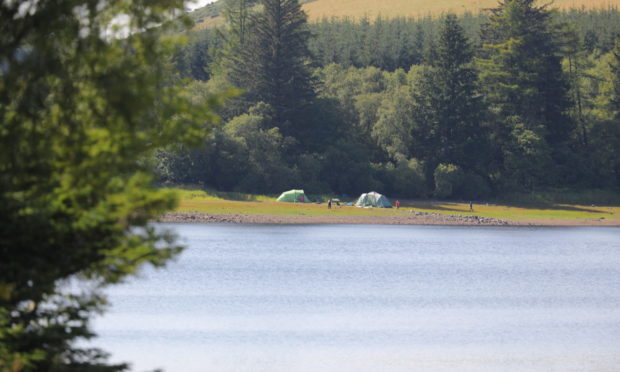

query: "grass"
left=302, top=0, right=620, bottom=21
left=167, top=187, right=620, bottom=223
left=190, top=0, right=620, bottom=29
left=173, top=188, right=275, bottom=202
left=497, top=188, right=620, bottom=206
left=406, top=200, right=619, bottom=222
left=170, top=187, right=400, bottom=217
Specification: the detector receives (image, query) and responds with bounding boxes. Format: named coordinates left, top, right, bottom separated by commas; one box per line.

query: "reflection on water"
left=91, top=224, right=620, bottom=372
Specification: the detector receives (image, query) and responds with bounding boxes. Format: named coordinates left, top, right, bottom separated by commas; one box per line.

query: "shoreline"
left=158, top=212, right=619, bottom=226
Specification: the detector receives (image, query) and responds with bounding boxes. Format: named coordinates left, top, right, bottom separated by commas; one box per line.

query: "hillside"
left=190, top=0, right=620, bottom=29
left=302, top=0, right=619, bottom=21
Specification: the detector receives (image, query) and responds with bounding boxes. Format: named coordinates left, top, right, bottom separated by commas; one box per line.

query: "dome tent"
left=355, top=191, right=392, bottom=208
left=276, top=189, right=310, bottom=203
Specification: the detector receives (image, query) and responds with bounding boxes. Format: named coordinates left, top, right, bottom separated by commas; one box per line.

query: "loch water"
left=91, top=224, right=620, bottom=371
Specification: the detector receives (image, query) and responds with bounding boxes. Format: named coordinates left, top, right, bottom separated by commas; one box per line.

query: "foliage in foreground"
left=0, top=1, right=220, bottom=370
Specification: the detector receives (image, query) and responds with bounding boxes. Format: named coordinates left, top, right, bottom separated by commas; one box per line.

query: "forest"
left=161, top=0, right=620, bottom=200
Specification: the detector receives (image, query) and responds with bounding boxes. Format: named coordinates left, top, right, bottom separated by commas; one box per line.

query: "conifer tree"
left=232, top=0, right=314, bottom=133
left=610, top=39, right=620, bottom=120
left=411, top=15, right=488, bottom=178
left=558, top=24, right=592, bottom=148
left=478, top=0, right=573, bottom=188
left=220, top=0, right=252, bottom=73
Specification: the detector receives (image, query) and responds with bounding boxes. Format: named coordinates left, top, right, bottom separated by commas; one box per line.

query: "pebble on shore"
left=158, top=212, right=511, bottom=226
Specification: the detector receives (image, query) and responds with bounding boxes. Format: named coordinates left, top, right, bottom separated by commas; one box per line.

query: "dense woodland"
left=162, top=0, right=620, bottom=199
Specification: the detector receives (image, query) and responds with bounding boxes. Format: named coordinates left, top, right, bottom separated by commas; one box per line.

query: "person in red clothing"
left=395, top=200, right=400, bottom=209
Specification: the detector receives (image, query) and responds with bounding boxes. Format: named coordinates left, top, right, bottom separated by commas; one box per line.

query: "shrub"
left=433, top=163, right=464, bottom=198
left=390, top=156, right=428, bottom=198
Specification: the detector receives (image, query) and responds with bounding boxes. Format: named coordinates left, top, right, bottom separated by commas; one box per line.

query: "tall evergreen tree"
left=233, top=0, right=314, bottom=134
left=214, top=0, right=255, bottom=119
left=224, top=0, right=253, bottom=45
left=220, top=0, right=253, bottom=70
left=610, top=38, right=620, bottom=120
left=411, top=15, right=488, bottom=179
left=478, top=0, right=573, bottom=189
left=558, top=24, right=592, bottom=148
left=174, top=29, right=219, bottom=82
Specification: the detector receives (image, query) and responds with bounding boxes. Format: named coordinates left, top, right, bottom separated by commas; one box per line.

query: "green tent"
left=355, top=191, right=392, bottom=208
left=276, top=189, right=310, bottom=203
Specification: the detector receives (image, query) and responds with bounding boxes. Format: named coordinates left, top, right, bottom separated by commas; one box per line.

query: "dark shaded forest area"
left=161, top=0, right=620, bottom=200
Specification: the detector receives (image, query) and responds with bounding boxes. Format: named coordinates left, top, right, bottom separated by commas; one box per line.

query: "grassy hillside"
left=188, top=1, right=227, bottom=29
left=190, top=0, right=620, bottom=29
left=302, top=0, right=619, bottom=21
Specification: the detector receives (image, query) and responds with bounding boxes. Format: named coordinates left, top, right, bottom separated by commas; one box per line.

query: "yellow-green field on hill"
left=169, top=188, right=620, bottom=225
left=302, top=0, right=619, bottom=21
left=192, top=0, right=620, bottom=30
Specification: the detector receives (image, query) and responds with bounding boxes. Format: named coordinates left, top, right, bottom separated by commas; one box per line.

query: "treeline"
left=309, top=7, right=620, bottom=71
left=161, top=0, right=620, bottom=199
left=175, top=6, right=620, bottom=79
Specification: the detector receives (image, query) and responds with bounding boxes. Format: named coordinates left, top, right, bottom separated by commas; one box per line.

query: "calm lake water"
left=91, top=224, right=620, bottom=372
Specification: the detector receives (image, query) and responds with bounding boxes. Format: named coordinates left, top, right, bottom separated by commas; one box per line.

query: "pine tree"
left=233, top=0, right=314, bottom=133
left=558, top=23, right=595, bottom=149
left=220, top=0, right=252, bottom=71
left=411, top=15, right=488, bottom=178
left=478, top=0, right=573, bottom=188
left=611, top=38, right=620, bottom=120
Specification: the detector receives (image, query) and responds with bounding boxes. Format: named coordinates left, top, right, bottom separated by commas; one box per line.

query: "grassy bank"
left=167, top=187, right=620, bottom=224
